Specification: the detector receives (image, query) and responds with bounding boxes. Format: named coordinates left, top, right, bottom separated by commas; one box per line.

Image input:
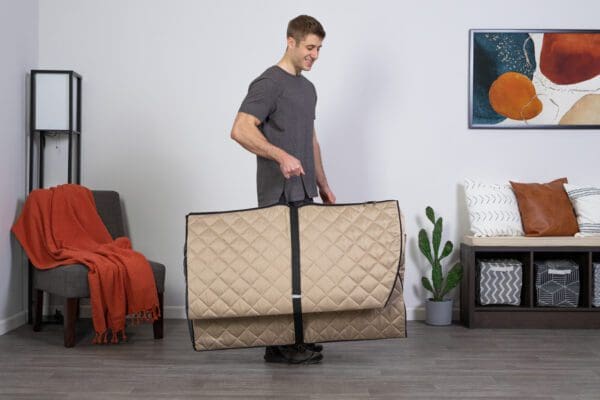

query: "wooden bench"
left=460, top=236, right=600, bottom=328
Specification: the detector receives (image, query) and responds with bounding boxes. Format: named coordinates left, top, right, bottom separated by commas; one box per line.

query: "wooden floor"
left=1, top=319, right=600, bottom=399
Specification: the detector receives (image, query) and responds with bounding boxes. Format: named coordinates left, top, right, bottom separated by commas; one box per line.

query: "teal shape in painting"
left=472, top=32, right=537, bottom=125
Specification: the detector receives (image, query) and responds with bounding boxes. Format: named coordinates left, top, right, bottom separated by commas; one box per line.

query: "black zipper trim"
left=384, top=200, right=404, bottom=308
left=185, top=199, right=398, bottom=217
left=183, top=213, right=195, bottom=348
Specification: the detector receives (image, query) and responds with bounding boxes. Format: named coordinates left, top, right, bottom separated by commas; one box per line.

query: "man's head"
left=285, top=15, right=325, bottom=72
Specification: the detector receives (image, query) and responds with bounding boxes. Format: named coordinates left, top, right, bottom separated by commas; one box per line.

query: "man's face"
left=288, top=33, right=323, bottom=72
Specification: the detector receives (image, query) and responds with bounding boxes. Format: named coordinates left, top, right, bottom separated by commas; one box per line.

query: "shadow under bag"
left=184, top=200, right=407, bottom=351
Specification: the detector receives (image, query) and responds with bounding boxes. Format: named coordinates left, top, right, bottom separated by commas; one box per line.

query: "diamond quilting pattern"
left=186, top=201, right=407, bottom=351
left=303, top=274, right=406, bottom=343
left=193, top=315, right=295, bottom=350
left=186, top=206, right=293, bottom=319
left=192, top=274, right=406, bottom=350
left=299, top=201, right=401, bottom=313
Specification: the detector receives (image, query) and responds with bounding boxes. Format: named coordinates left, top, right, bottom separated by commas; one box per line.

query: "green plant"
left=419, top=206, right=463, bottom=301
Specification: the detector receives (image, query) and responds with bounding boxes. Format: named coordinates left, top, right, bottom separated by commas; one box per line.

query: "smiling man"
left=231, top=15, right=335, bottom=364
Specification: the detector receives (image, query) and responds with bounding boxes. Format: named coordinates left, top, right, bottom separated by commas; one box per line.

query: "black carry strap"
left=290, top=205, right=304, bottom=345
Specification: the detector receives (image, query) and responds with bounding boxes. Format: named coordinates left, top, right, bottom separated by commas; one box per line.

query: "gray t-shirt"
left=239, top=66, right=318, bottom=207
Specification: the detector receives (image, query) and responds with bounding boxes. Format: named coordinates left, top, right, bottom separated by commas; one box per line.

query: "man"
left=230, top=15, right=335, bottom=364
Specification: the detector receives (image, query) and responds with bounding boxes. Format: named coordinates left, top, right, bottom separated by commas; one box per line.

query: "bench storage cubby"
left=461, top=236, right=600, bottom=328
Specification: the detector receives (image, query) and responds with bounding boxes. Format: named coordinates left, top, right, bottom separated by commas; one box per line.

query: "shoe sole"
left=264, top=352, right=323, bottom=365
left=302, top=353, right=323, bottom=364
left=304, top=345, right=323, bottom=353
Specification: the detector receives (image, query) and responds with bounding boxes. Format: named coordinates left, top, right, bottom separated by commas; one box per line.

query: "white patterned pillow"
left=464, top=179, right=524, bottom=237
left=564, top=184, right=600, bottom=236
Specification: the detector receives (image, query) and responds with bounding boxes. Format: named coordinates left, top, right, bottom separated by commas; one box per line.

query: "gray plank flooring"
left=1, top=320, right=600, bottom=399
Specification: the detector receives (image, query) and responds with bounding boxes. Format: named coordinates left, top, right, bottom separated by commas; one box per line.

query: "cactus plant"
left=419, top=206, right=463, bottom=301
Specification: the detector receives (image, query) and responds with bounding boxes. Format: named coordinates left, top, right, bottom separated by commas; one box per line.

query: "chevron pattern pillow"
left=478, top=259, right=522, bottom=306
left=564, top=184, right=600, bottom=237
left=464, top=179, right=524, bottom=237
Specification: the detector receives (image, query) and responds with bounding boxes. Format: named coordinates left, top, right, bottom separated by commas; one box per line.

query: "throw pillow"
left=509, top=178, right=579, bottom=237
left=564, top=184, right=600, bottom=236
left=464, top=179, right=524, bottom=237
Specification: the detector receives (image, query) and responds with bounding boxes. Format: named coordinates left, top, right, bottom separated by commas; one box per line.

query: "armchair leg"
left=75, top=298, right=80, bottom=321
left=153, top=292, right=164, bottom=339
left=33, top=289, right=43, bottom=332
left=64, top=297, right=78, bottom=348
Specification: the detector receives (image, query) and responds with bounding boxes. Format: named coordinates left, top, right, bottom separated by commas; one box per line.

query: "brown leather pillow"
left=510, top=178, right=579, bottom=237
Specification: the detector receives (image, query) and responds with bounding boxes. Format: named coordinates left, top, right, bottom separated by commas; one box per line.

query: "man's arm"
left=313, top=129, right=336, bottom=204
left=231, top=112, right=305, bottom=179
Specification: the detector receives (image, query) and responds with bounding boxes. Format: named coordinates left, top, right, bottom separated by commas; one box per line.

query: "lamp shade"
left=32, top=70, right=81, bottom=132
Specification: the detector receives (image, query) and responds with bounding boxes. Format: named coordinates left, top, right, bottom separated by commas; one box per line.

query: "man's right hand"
left=278, top=152, right=305, bottom=179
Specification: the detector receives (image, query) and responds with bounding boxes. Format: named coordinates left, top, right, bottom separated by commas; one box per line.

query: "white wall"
left=0, top=0, right=38, bottom=334
left=37, top=0, right=600, bottom=319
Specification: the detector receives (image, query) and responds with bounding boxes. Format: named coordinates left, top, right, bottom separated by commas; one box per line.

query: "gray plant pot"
left=425, top=298, right=453, bottom=326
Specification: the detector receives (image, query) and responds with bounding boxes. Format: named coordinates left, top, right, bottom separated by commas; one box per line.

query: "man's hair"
left=286, top=15, right=325, bottom=42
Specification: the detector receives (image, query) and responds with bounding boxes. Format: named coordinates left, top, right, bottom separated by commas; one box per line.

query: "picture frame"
left=469, top=29, right=600, bottom=129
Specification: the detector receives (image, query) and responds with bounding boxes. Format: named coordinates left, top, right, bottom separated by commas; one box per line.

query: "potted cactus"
left=419, top=206, right=463, bottom=325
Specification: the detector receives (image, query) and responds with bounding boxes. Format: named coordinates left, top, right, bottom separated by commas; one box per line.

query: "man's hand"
left=279, top=153, right=305, bottom=179
left=319, top=187, right=336, bottom=204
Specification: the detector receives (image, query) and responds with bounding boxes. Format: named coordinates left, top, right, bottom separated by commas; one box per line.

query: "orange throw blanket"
left=12, top=184, right=159, bottom=343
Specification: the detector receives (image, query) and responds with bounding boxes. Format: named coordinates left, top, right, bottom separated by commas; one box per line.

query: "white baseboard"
left=42, top=306, right=460, bottom=321
left=46, top=305, right=190, bottom=320
left=406, top=307, right=460, bottom=321
left=163, top=306, right=187, bottom=319
left=407, top=307, right=426, bottom=321
left=0, top=311, right=27, bottom=335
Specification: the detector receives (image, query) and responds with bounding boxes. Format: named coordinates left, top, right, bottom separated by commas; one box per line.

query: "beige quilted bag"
left=185, top=200, right=406, bottom=350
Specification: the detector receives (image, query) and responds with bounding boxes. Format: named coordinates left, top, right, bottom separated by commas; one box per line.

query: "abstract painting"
left=469, top=30, right=600, bottom=128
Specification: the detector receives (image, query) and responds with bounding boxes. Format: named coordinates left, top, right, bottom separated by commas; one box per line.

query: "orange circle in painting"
left=488, top=72, right=543, bottom=121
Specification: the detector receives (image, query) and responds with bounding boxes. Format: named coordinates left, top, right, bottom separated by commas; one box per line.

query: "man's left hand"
left=319, top=187, right=336, bottom=204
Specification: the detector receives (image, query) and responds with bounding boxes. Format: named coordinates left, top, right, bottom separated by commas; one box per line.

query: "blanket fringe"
left=92, top=305, right=159, bottom=344
left=92, top=331, right=109, bottom=344
left=131, top=305, right=160, bottom=326
left=92, top=328, right=126, bottom=345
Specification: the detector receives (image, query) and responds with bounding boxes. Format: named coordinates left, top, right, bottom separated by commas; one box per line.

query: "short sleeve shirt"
left=239, top=66, right=318, bottom=207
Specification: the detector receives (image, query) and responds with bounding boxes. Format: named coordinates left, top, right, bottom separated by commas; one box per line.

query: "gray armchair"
left=31, top=190, right=165, bottom=347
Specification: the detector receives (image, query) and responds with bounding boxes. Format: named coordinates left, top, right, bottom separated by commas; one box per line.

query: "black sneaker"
left=302, top=343, right=323, bottom=352
left=264, top=345, right=323, bottom=364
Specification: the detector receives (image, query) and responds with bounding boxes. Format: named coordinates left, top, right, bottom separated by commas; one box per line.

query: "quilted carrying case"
left=535, top=260, right=580, bottom=308
left=477, top=259, right=523, bottom=306
left=184, top=200, right=406, bottom=351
